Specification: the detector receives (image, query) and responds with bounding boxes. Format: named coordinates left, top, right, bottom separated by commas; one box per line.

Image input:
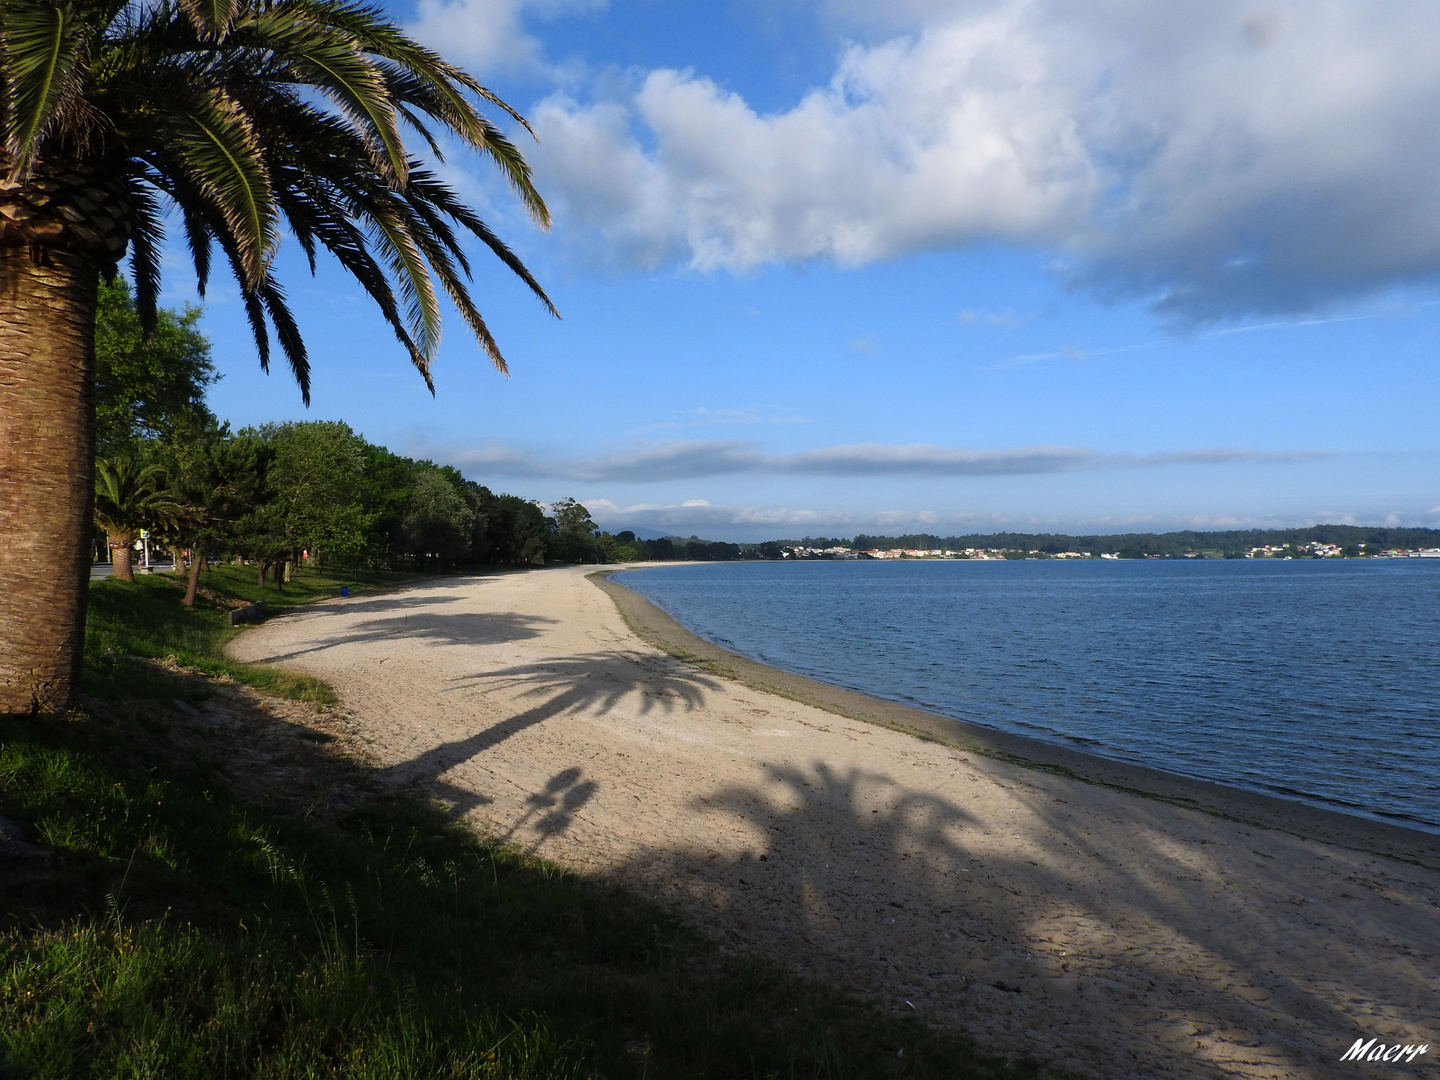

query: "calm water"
left=616, top=559, right=1440, bottom=833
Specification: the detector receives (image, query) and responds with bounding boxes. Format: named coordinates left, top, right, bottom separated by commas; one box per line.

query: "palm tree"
left=93, top=457, right=180, bottom=582
left=0, top=0, right=556, bottom=712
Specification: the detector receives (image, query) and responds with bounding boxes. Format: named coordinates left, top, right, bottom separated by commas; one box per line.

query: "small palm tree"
left=0, top=0, right=557, bottom=711
left=93, top=457, right=180, bottom=582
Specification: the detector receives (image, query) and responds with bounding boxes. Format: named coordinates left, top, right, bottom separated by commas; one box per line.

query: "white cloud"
left=450, top=438, right=1332, bottom=482
left=578, top=499, right=1404, bottom=539
left=408, top=0, right=605, bottom=77
left=584, top=498, right=956, bottom=533
left=528, top=0, right=1440, bottom=317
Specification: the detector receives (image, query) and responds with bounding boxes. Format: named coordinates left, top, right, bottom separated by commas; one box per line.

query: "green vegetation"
left=82, top=566, right=415, bottom=705
left=2, top=569, right=1049, bottom=1079
left=94, top=279, right=218, bottom=462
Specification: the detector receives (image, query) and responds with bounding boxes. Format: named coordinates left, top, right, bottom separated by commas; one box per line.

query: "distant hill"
left=605, top=525, right=1440, bottom=563
left=845, top=525, right=1440, bottom=557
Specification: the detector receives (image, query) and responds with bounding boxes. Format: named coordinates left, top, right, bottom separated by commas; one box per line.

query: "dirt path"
left=229, top=567, right=1440, bottom=1080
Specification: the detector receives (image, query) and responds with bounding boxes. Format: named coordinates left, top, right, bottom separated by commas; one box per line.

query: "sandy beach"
left=228, top=566, right=1440, bottom=1080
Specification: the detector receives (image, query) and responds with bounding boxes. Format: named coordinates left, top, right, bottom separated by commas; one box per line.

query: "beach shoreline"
left=596, top=567, right=1440, bottom=869
left=228, top=565, right=1440, bottom=1080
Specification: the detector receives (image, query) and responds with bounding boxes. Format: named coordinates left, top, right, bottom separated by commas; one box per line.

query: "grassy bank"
left=82, top=564, right=428, bottom=705
left=2, top=567, right=1051, bottom=1079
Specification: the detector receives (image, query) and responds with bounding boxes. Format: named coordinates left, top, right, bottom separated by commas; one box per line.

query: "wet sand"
left=229, top=565, right=1440, bottom=1080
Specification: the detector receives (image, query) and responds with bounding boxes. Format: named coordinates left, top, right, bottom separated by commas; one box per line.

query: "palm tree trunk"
left=108, top=531, right=135, bottom=583
left=0, top=246, right=99, bottom=713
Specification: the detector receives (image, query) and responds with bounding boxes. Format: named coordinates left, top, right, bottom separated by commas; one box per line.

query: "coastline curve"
left=592, top=568, right=1440, bottom=869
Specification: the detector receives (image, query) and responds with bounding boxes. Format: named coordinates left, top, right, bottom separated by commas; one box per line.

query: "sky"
left=188, top=0, right=1440, bottom=542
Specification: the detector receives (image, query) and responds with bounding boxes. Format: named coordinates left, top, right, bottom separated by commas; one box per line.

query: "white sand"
left=229, top=567, right=1440, bottom=1080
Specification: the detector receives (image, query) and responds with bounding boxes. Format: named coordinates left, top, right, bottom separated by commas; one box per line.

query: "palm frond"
left=94, top=456, right=181, bottom=534
left=243, top=11, right=409, bottom=181
left=405, top=167, right=558, bottom=317
left=125, top=175, right=165, bottom=336
left=270, top=172, right=429, bottom=375
left=157, top=86, right=277, bottom=288
left=366, top=191, right=442, bottom=362
left=20, top=0, right=557, bottom=402
left=182, top=206, right=212, bottom=295
left=0, top=0, right=92, bottom=174
left=259, top=276, right=309, bottom=397
left=177, top=0, right=240, bottom=41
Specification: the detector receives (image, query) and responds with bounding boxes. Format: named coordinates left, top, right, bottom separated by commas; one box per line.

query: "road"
left=90, top=562, right=175, bottom=579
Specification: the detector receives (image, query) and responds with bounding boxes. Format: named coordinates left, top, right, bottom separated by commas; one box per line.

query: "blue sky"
left=191, top=0, right=1440, bottom=541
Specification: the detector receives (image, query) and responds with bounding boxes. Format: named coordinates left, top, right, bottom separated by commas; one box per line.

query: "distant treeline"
left=833, top=526, right=1440, bottom=558
left=604, top=525, right=1440, bottom=563
left=612, top=533, right=749, bottom=562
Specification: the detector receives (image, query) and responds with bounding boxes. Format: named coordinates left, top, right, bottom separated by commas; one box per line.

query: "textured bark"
left=0, top=246, right=100, bottom=712
left=0, top=161, right=131, bottom=258
left=108, top=530, right=135, bottom=583
left=183, top=545, right=203, bottom=607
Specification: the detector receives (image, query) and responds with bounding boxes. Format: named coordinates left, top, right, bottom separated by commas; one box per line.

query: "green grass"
left=2, top=568, right=1055, bottom=1079
left=83, top=564, right=427, bottom=704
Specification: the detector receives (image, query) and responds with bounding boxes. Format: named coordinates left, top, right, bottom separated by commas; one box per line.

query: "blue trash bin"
left=340, top=586, right=349, bottom=597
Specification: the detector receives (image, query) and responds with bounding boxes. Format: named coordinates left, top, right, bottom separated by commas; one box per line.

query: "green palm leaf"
left=0, top=0, right=89, bottom=174
left=159, top=87, right=277, bottom=287
left=94, top=457, right=181, bottom=535
left=178, top=0, right=240, bottom=41
left=5, top=0, right=553, bottom=388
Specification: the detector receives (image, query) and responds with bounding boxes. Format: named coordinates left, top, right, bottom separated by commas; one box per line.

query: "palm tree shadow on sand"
left=600, top=758, right=1437, bottom=1080
left=364, top=639, right=1437, bottom=1079
left=388, top=651, right=721, bottom=822
left=246, top=607, right=551, bottom=665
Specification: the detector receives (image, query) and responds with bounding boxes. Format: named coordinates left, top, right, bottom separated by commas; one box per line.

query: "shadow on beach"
left=594, top=755, right=1439, bottom=1080
left=388, top=650, right=721, bottom=823
left=244, top=609, right=556, bottom=663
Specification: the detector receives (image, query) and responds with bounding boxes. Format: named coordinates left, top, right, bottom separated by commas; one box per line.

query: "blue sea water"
left=615, top=559, right=1440, bottom=833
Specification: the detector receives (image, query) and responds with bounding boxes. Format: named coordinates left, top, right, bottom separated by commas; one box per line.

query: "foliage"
left=547, top=497, right=597, bottom=564
left=92, top=459, right=177, bottom=540
left=101, top=413, right=646, bottom=574
left=93, top=279, right=217, bottom=460
left=472, top=489, right=552, bottom=566
left=163, top=425, right=273, bottom=549
left=595, top=534, right=748, bottom=563
left=0, top=0, right=556, bottom=399
left=401, top=463, right=475, bottom=571
left=92, top=457, right=182, bottom=581
left=249, top=421, right=378, bottom=570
